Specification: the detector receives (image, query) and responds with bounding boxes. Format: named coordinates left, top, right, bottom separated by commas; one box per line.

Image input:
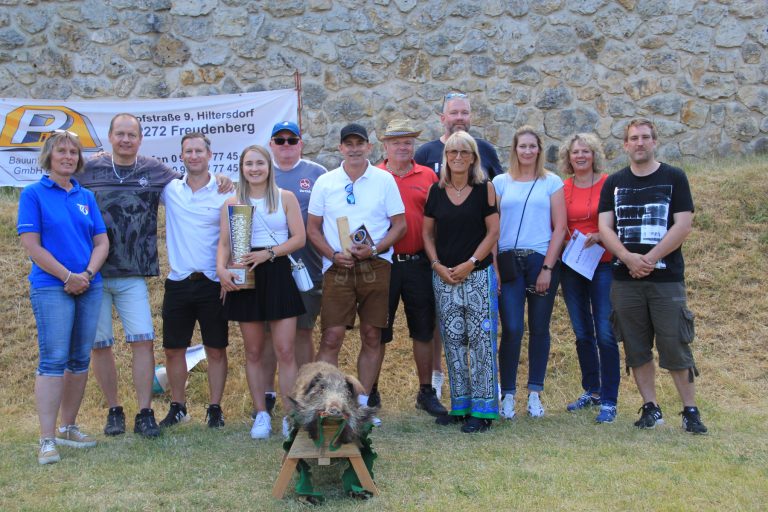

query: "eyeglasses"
left=345, top=183, right=355, bottom=205
left=446, top=149, right=473, bottom=159
left=272, top=137, right=300, bottom=146
left=53, top=129, right=79, bottom=138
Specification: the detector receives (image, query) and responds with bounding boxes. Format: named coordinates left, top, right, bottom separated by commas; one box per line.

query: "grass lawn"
left=1, top=156, right=767, bottom=511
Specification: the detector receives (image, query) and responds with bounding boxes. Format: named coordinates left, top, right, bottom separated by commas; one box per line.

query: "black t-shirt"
left=415, top=138, right=503, bottom=180
left=424, top=182, right=496, bottom=268
left=598, top=162, right=694, bottom=282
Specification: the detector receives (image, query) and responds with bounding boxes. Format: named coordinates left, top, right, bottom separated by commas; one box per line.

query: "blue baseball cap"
left=271, top=121, right=301, bottom=137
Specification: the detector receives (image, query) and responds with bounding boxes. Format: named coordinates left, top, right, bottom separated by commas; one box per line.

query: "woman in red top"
left=558, top=133, right=620, bottom=424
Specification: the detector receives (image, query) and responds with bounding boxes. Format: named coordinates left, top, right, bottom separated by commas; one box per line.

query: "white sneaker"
left=56, top=425, right=97, bottom=448
left=431, top=371, right=444, bottom=400
left=250, top=411, right=271, bottom=439
left=282, top=416, right=292, bottom=440
left=500, top=394, right=516, bottom=420
left=527, top=392, right=545, bottom=418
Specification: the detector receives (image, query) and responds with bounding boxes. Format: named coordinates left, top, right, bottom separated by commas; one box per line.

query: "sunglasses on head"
left=53, top=129, right=79, bottom=138
left=272, top=137, right=300, bottom=146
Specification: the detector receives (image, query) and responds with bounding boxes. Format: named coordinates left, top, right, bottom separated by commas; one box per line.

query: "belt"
left=393, top=252, right=425, bottom=263
left=187, top=272, right=206, bottom=281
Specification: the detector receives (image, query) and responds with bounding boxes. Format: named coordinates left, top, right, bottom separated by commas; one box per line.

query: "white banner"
left=0, top=89, right=299, bottom=187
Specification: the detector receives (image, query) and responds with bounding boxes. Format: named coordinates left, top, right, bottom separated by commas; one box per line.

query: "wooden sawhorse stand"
left=272, top=423, right=379, bottom=499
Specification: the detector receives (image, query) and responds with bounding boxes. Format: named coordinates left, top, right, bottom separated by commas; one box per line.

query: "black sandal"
left=435, top=414, right=465, bottom=426
left=461, top=417, right=491, bottom=433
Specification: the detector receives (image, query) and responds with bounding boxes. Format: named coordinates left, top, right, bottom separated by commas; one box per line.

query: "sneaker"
left=159, top=402, right=190, bottom=428
left=567, top=392, right=601, bottom=412
left=461, top=417, right=491, bottom=433
left=265, top=393, right=276, bottom=416
left=431, top=371, right=444, bottom=400
left=367, top=390, right=381, bottom=408
left=634, top=402, right=664, bottom=429
left=681, top=407, right=708, bottom=434
left=282, top=416, right=292, bottom=439
left=56, top=425, right=97, bottom=448
left=435, top=414, right=465, bottom=426
left=205, top=404, right=225, bottom=428
left=527, top=392, right=545, bottom=418
left=371, top=416, right=382, bottom=427
left=38, top=438, right=60, bottom=465
left=134, top=408, right=161, bottom=438
left=595, top=404, right=617, bottom=424
left=416, top=387, right=448, bottom=417
left=500, top=394, right=516, bottom=420
left=104, top=406, right=126, bottom=436
left=251, top=411, right=271, bottom=439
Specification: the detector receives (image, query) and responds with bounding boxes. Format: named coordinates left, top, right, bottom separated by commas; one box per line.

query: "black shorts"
left=162, top=275, right=228, bottom=349
left=381, top=254, right=436, bottom=344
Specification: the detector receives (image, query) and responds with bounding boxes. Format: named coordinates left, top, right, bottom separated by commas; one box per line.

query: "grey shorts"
left=610, top=280, right=696, bottom=371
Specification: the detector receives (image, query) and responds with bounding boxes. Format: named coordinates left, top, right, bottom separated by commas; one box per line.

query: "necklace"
left=386, top=162, right=412, bottom=176
left=111, top=157, right=137, bottom=183
left=450, top=181, right=469, bottom=197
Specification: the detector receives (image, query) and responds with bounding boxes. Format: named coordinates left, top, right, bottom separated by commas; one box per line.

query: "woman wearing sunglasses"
left=17, top=131, right=109, bottom=464
left=494, top=125, right=566, bottom=420
left=557, top=133, right=620, bottom=424
left=423, top=131, right=500, bottom=433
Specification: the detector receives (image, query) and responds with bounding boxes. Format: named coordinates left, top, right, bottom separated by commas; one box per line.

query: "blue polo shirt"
left=17, top=175, right=107, bottom=288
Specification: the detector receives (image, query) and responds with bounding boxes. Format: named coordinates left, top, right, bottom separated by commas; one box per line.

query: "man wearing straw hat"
left=372, top=119, right=447, bottom=417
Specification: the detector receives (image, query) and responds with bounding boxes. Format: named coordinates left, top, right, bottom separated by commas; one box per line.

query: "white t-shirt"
left=493, top=172, right=563, bottom=255
left=308, top=161, right=405, bottom=272
left=162, top=174, right=233, bottom=281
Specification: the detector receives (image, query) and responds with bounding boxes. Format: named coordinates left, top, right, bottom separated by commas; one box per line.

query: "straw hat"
left=380, top=119, right=421, bottom=139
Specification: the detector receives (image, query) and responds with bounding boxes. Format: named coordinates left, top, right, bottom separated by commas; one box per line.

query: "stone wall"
left=1, top=0, right=766, bottom=170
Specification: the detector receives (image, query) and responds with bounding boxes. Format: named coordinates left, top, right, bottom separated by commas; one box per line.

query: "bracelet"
left=63, top=270, right=72, bottom=284
left=431, top=259, right=440, bottom=269
left=332, top=250, right=340, bottom=262
left=85, top=269, right=94, bottom=280
left=267, top=247, right=276, bottom=262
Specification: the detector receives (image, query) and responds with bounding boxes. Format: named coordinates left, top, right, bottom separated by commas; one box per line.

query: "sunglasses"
left=442, top=92, right=468, bottom=110
left=345, top=183, right=355, bottom=205
left=526, top=286, right=548, bottom=297
left=272, top=137, right=300, bottom=146
left=53, top=129, right=79, bottom=138
left=446, top=149, right=473, bottom=158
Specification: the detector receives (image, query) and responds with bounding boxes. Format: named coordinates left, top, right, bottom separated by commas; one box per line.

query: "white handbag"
left=252, top=205, right=313, bottom=292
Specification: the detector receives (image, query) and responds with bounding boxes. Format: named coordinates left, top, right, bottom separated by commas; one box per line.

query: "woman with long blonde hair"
left=217, top=144, right=306, bottom=440
left=493, top=125, right=566, bottom=420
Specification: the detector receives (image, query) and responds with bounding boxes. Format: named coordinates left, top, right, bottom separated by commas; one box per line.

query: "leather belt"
left=393, top=252, right=424, bottom=262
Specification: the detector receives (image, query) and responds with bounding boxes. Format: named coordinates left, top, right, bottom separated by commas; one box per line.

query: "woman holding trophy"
left=216, top=145, right=306, bottom=440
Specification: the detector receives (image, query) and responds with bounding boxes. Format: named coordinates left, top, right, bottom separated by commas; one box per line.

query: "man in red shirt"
left=374, top=119, right=447, bottom=417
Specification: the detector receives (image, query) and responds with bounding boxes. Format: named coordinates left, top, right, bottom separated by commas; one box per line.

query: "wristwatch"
left=470, top=256, right=480, bottom=267
left=370, top=245, right=378, bottom=257
left=542, top=264, right=554, bottom=271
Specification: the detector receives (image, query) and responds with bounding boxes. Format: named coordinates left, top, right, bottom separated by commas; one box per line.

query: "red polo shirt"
left=377, top=159, right=438, bottom=255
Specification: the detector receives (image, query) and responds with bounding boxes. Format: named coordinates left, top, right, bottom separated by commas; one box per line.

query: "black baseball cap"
left=340, top=123, right=369, bottom=142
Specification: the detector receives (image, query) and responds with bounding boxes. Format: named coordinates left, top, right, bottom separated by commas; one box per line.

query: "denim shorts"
left=31, top=283, right=103, bottom=377
left=93, top=277, right=155, bottom=349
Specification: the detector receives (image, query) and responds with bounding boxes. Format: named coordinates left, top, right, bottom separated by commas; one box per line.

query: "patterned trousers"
left=433, top=266, right=499, bottom=419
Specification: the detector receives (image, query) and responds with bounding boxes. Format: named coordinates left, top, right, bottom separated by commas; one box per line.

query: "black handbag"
left=497, top=178, right=537, bottom=283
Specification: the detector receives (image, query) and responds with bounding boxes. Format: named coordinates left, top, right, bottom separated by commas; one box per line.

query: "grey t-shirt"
left=79, top=155, right=180, bottom=277
left=274, top=159, right=327, bottom=284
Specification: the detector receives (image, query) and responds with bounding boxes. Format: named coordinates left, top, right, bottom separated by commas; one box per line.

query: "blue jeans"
left=498, top=252, right=560, bottom=394
left=93, top=277, right=155, bottom=348
left=560, top=262, right=620, bottom=405
left=30, top=283, right=103, bottom=377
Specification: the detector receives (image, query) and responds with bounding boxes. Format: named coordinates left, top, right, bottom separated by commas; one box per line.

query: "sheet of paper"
left=562, top=229, right=605, bottom=280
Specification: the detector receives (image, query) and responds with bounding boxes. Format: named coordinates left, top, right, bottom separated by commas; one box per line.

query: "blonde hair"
left=557, top=133, right=606, bottom=175
left=508, top=125, right=546, bottom=180
left=237, top=145, right=278, bottom=213
left=438, top=131, right=485, bottom=188
left=38, top=131, right=84, bottom=174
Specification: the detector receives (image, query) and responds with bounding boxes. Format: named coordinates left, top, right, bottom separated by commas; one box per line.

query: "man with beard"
left=414, top=92, right=502, bottom=179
